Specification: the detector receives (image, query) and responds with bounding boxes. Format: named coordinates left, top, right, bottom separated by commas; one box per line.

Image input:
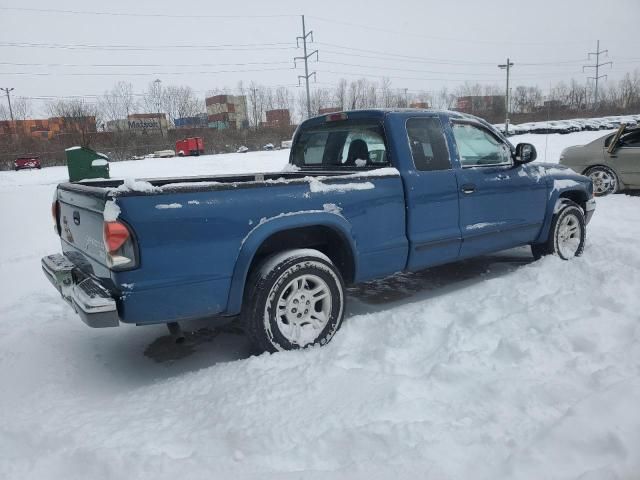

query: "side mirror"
left=515, top=143, right=537, bottom=164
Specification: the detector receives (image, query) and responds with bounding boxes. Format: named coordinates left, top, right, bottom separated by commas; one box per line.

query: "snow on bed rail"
left=155, top=203, right=183, bottom=210
left=103, top=199, right=121, bottom=221
left=109, top=178, right=161, bottom=194
left=308, top=178, right=374, bottom=193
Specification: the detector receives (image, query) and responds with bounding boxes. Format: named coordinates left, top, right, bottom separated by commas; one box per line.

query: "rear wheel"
left=531, top=200, right=586, bottom=260
left=586, top=166, right=618, bottom=196
left=242, top=249, right=345, bottom=353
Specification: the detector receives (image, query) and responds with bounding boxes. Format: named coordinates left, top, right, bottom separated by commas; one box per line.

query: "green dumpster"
left=65, top=146, right=110, bottom=182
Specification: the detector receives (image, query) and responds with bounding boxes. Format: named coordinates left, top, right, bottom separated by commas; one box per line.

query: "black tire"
left=585, top=165, right=619, bottom=197
left=242, top=249, right=345, bottom=353
left=531, top=200, right=586, bottom=260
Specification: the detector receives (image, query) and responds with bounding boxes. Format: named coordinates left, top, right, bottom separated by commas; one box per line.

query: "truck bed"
left=55, top=167, right=407, bottom=325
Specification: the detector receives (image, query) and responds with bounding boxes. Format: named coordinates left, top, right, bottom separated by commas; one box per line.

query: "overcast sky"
left=1, top=0, right=638, bottom=115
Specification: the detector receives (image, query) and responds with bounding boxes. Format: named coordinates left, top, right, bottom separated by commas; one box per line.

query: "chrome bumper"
left=585, top=198, right=596, bottom=224
left=41, top=254, right=119, bottom=328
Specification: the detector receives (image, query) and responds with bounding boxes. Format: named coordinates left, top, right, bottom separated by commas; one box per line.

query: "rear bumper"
left=41, top=253, right=119, bottom=328
left=585, top=198, right=596, bottom=224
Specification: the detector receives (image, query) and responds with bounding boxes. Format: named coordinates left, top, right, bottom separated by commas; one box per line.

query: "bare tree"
left=47, top=99, right=98, bottom=146
left=162, top=85, right=202, bottom=125
left=334, top=79, right=348, bottom=111
left=142, top=80, right=165, bottom=117
left=434, top=87, right=456, bottom=110
left=98, top=81, right=137, bottom=129
left=0, top=97, right=32, bottom=121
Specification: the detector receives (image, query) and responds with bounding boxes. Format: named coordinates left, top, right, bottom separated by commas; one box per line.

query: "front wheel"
left=531, top=200, right=586, bottom=260
left=242, top=249, right=345, bottom=353
left=586, top=166, right=618, bottom=196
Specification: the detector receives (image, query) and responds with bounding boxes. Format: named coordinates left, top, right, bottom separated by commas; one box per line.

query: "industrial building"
left=174, top=114, right=208, bottom=129
left=205, top=95, right=248, bottom=129
left=455, top=96, right=505, bottom=115
left=263, top=109, right=291, bottom=128
left=105, top=114, right=168, bottom=134
left=0, top=117, right=97, bottom=139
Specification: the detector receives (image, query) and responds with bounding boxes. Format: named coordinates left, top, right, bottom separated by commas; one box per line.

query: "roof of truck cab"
left=304, top=108, right=483, bottom=124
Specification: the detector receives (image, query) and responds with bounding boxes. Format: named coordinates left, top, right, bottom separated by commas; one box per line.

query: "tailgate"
left=57, top=187, right=110, bottom=274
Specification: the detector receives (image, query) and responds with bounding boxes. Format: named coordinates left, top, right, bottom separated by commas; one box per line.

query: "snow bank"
left=1, top=132, right=639, bottom=480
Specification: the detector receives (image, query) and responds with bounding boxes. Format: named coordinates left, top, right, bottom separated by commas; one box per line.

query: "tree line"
left=1, top=70, right=639, bottom=129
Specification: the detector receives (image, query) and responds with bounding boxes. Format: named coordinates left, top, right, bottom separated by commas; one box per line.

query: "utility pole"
left=583, top=40, right=612, bottom=109
left=498, top=59, right=514, bottom=135
left=153, top=78, right=163, bottom=137
left=1, top=87, right=15, bottom=123
left=403, top=88, right=409, bottom=107
left=295, top=15, right=318, bottom=119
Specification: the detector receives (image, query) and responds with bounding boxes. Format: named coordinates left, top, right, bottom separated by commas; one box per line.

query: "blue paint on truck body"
left=53, top=109, right=594, bottom=327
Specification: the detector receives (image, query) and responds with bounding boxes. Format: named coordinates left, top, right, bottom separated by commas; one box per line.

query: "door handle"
left=461, top=184, right=476, bottom=194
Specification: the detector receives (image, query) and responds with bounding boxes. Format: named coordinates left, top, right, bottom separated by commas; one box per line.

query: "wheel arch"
left=226, top=213, right=357, bottom=316
left=535, top=186, right=590, bottom=244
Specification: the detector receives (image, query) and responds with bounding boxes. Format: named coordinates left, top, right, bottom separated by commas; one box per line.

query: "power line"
left=308, top=16, right=590, bottom=46
left=0, top=6, right=297, bottom=19
left=0, top=61, right=293, bottom=68
left=0, top=67, right=295, bottom=77
left=0, top=41, right=296, bottom=52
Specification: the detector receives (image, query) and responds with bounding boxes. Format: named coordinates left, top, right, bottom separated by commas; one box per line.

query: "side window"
left=406, top=117, right=451, bottom=171
left=621, top=131, right=640, bottom=147
left=292, top=122, right=389, bottom=169
left=452, top=123, right=511, bottom=167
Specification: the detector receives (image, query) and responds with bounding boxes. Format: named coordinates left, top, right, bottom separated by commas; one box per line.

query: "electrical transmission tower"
left=583, top=40, right=612, bottom=108
left=294, top=15, right=318, bottom=119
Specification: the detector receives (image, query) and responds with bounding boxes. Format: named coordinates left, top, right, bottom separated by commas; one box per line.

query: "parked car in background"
left=237, top=145, right=249, bottom=153
left=153, top=150, right=175, bottom=158
left=560, top=124, right=640, bottom=195
left=263, top=143, right=275, bottom=151
left=281, top=140, right=293, bottom=149
left=176, top=137, right=204, bottom=156
left=14, top=155, right=41, bottom=170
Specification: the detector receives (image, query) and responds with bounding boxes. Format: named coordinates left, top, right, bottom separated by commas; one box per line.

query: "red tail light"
left=103, top=222, right=130, bottom=253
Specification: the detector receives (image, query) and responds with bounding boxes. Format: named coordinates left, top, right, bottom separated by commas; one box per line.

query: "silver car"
left=559, top=125, right=640, bottom=196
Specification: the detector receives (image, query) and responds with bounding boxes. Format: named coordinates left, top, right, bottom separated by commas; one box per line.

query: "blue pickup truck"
left=43, top=109, right=595, bottom=352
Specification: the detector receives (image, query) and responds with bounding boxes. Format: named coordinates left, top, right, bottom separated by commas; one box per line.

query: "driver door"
left=611, top=130, right=640, bottom=187
left=451, top=121, right=547, bottom=258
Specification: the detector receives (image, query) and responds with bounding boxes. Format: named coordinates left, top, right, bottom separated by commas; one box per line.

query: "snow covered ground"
left=1, top=131, right=639, bottom=480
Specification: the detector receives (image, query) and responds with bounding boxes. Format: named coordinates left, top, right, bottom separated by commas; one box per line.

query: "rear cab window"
left=292, top=120, right=389, bottom=170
